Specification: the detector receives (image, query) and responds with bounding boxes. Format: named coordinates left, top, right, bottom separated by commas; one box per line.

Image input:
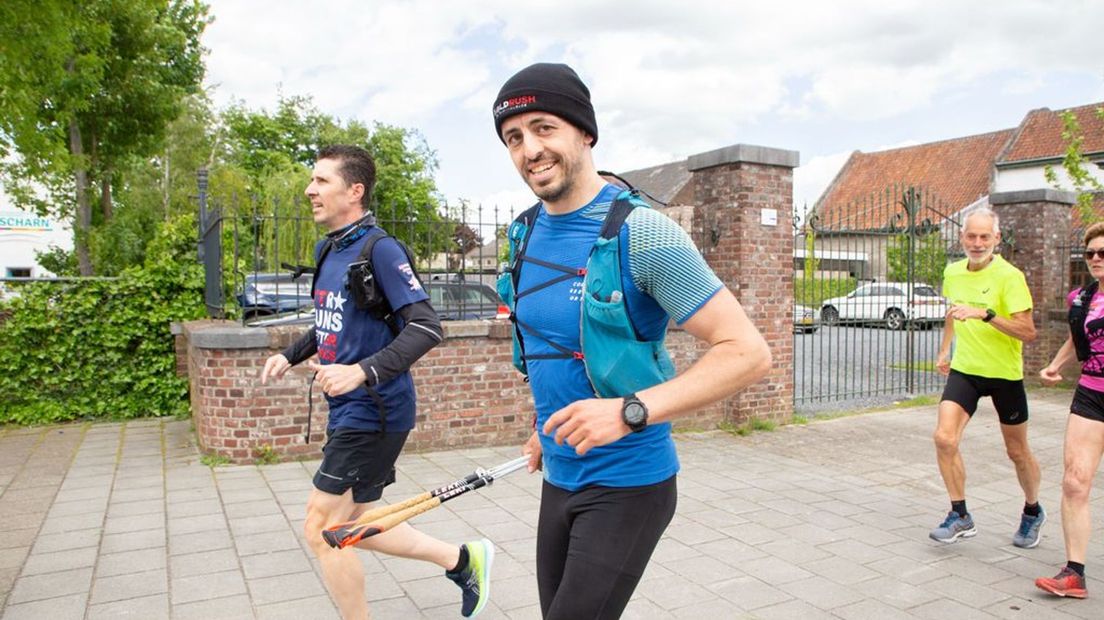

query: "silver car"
left=793, top=305, right=820, bottom=334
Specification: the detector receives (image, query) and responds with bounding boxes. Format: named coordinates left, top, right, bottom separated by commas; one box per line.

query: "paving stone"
left=96, top=547, right=167, bottom=578
left=28, top=528, right=100, bottom=555
left=240, top=549, right=313, bottom=580
left=171, top=569, right=247, bottom=605
left=256, top=594, right=341, bottom=620
left=0, top=547, right=29, bottom=571
left=233, top=529, right=301, bottom=556
left=709, top=575, right=792, bottom=611
left=102, top=512, right=165, bottom=535
left=1, top=592, right=87, bottom=620
left=21, top=546, right=97, bottom=576
left=168, top=513, right=229, bottom=536
left=247, top=570, right=326, bottom=605
left=638, top=574, right=718, bottom=610
left=168, top=528, right=232, bottom=555
left=169, top=548, right=241, bottom=578
left=89, top=568, right=167, bottom=604
left=170, top=593, right=254, bottom=620
left=100, top=528, right=165, bottom=554
left=7, top=567, right=93, bottom=604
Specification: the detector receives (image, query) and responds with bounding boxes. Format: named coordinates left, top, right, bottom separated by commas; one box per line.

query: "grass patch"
left=719, top=418, right=778, bottom=437
left=791, top=415, right=809, bottom=425
left=253, top=444, right=281, bottom=466
left=888, top=360, right=938, bottom=372
left=200, top=452, right=231, bottom=467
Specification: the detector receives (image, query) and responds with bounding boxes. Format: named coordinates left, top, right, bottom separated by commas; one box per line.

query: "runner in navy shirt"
left=261, top=145, right=494, bottom=618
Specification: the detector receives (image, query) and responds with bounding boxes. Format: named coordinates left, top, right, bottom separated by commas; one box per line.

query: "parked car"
left=820, top=282, right=946, bottom=330
left=793, top=305, right=820, bottom=334
left=237, top=272, right=314, bottom=320
left=239, top=271, right=509, bottom=324
left=424, top=280, right=509, bottom=320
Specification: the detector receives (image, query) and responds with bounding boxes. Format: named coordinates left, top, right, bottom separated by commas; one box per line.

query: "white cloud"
left=203, top=0, right=1104, bottom=205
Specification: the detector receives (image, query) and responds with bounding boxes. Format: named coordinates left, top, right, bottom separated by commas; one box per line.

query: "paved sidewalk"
left=1, top=390, right=1102, bottom=619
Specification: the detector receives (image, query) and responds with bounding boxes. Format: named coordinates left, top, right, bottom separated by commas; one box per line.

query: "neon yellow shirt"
left=942, top=254, right=1032, bottom=380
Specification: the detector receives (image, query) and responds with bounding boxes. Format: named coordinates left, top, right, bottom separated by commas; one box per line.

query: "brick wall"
left=182, top=320, right=728, bottom=463
left=991, top=189, right=1075, bottom=378
left=687, top=145, right=799, bottom=424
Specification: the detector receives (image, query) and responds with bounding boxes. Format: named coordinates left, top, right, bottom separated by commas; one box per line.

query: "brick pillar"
left=990, top=189, right=1075, bottom=377
left=686, top=144, right=799, bottom=424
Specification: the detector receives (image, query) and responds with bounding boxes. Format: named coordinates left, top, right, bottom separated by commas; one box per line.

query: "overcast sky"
left=203, top=0, right=1104, bottom=219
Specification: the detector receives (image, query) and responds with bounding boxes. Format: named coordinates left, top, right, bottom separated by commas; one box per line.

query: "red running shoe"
left=1035, top=567, right=1087, bottom=598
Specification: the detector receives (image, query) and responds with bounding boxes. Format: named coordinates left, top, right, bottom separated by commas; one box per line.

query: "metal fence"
left=793, top=185, right=973, bottom=410
left=197, top=177, right=517, bottom=325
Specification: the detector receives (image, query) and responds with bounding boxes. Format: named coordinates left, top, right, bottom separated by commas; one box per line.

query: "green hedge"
left=0, top=216, right=206, bottom=425
left=794, top=275, right=856, bottom=308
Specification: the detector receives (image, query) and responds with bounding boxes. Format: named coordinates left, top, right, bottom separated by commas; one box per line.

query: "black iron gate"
left=793, top=185, right=971, bottom=410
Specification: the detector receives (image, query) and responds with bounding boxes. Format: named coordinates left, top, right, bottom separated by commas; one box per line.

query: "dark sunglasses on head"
left=1085, top=249, right=1104, bottom=260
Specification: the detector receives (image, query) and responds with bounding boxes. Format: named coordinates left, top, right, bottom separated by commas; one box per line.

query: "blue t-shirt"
left=516, top=185, right=722, bottom=491
left=312, top=227, right=429, bottom=432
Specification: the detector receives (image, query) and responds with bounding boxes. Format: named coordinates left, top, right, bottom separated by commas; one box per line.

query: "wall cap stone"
left=990, top=189, right=1077, bottom=206
left=183, top=320, right=269, bottom=349
left=687, top=144, right=800, bottom=171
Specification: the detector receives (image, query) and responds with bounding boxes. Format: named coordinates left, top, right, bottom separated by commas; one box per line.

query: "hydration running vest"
left=1069, top=280, right=1104, bottom=376
left=496, top=190, right=676, bottom=398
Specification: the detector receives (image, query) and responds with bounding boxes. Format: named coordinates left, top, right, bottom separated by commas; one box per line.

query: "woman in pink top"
left=1036, top=221, right=1104, bottom=599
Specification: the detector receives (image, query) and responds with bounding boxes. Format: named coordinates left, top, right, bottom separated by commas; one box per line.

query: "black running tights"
left=536, top=476, right=677, bottom=619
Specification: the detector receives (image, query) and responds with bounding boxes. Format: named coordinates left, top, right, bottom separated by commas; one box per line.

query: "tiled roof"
left=1000, top=103, right=1104, bottom=164
left=1072, top=192, right=1104, bottom=234
left=617, top=160, right=692, bottom=205
left=814, top=130, right=1016, bottom=231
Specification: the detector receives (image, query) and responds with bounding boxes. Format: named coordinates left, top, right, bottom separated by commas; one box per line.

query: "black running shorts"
left=1070, top=384, right=1104, bottom=423
left=312, top=428, right=409, bottom=503
left=941, top=369, right=1029, bottom=425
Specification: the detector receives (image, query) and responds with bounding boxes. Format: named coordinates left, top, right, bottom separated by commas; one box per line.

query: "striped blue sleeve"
left=625, top=208, right=723, bottom=324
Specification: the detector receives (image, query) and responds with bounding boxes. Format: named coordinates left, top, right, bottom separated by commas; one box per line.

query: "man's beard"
left=529, top=155, right=575, bottom=203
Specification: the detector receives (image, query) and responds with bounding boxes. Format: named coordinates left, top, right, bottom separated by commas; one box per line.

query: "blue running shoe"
left=445, top=538, right=494, bottom=617
left=1013, top=506, right=1046, bottom=548
left=929, top=510, right=977, bottom=543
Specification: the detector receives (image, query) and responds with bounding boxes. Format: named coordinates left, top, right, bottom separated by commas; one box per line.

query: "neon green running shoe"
left=445, top=538, right=494, bottom=617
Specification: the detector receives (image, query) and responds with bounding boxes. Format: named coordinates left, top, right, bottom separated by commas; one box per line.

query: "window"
left=6, top=268, right=31, bottom=278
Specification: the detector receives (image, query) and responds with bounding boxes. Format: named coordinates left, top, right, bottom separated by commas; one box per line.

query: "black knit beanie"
left=492, top=63, right=598, bottom=146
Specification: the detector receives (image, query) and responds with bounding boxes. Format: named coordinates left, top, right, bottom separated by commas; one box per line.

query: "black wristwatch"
left=621, top=393, right=649, bottom=433
left=982, top=308, right=996, bottom=323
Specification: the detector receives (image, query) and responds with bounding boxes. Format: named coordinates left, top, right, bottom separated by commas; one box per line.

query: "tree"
left=220, top=95, right=445, bottom=264
left=886, top=231, right=947, bottom=287
left=1045, top=107, right=1104, bottom=224
left=0, top=0, right=209, bottom=275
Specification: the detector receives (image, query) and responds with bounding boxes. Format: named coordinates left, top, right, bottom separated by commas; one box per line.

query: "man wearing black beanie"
left=493, top=63, right=772, bottom=618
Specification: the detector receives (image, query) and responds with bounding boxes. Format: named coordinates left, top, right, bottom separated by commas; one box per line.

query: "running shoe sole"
left=471, top=539, right=494, bottom=617
left=929, top=526, right=977, bottom=544
left=1035, top=579, right=1087, bottom=599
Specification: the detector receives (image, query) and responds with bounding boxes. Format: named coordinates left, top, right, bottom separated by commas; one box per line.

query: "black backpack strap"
left=1071, top=280, right=1099, bottom=362
left=597, top=193, right=636, bottom=241
left=357, top=230, right=405, bottom=337
left=309, top=238, right=333, bottom=301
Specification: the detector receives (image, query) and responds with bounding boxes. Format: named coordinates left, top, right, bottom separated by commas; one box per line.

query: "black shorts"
left=941, top=369, right=1029, bottom=425
left=1070, top=384, right=1104, bottom=423
left=312, top=428, right=409, bottom=503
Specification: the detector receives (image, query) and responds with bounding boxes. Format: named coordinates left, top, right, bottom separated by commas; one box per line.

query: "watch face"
left=624, top=402, right=647, bottom=425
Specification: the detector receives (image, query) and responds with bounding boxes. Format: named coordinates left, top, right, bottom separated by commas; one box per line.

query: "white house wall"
left=0, top=190, right=71, bottom=278
left=995, top=163, right=1104, bottom=193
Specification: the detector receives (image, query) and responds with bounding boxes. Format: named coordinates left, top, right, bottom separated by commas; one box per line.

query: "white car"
left=820, top=282, right=946, bottom=330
